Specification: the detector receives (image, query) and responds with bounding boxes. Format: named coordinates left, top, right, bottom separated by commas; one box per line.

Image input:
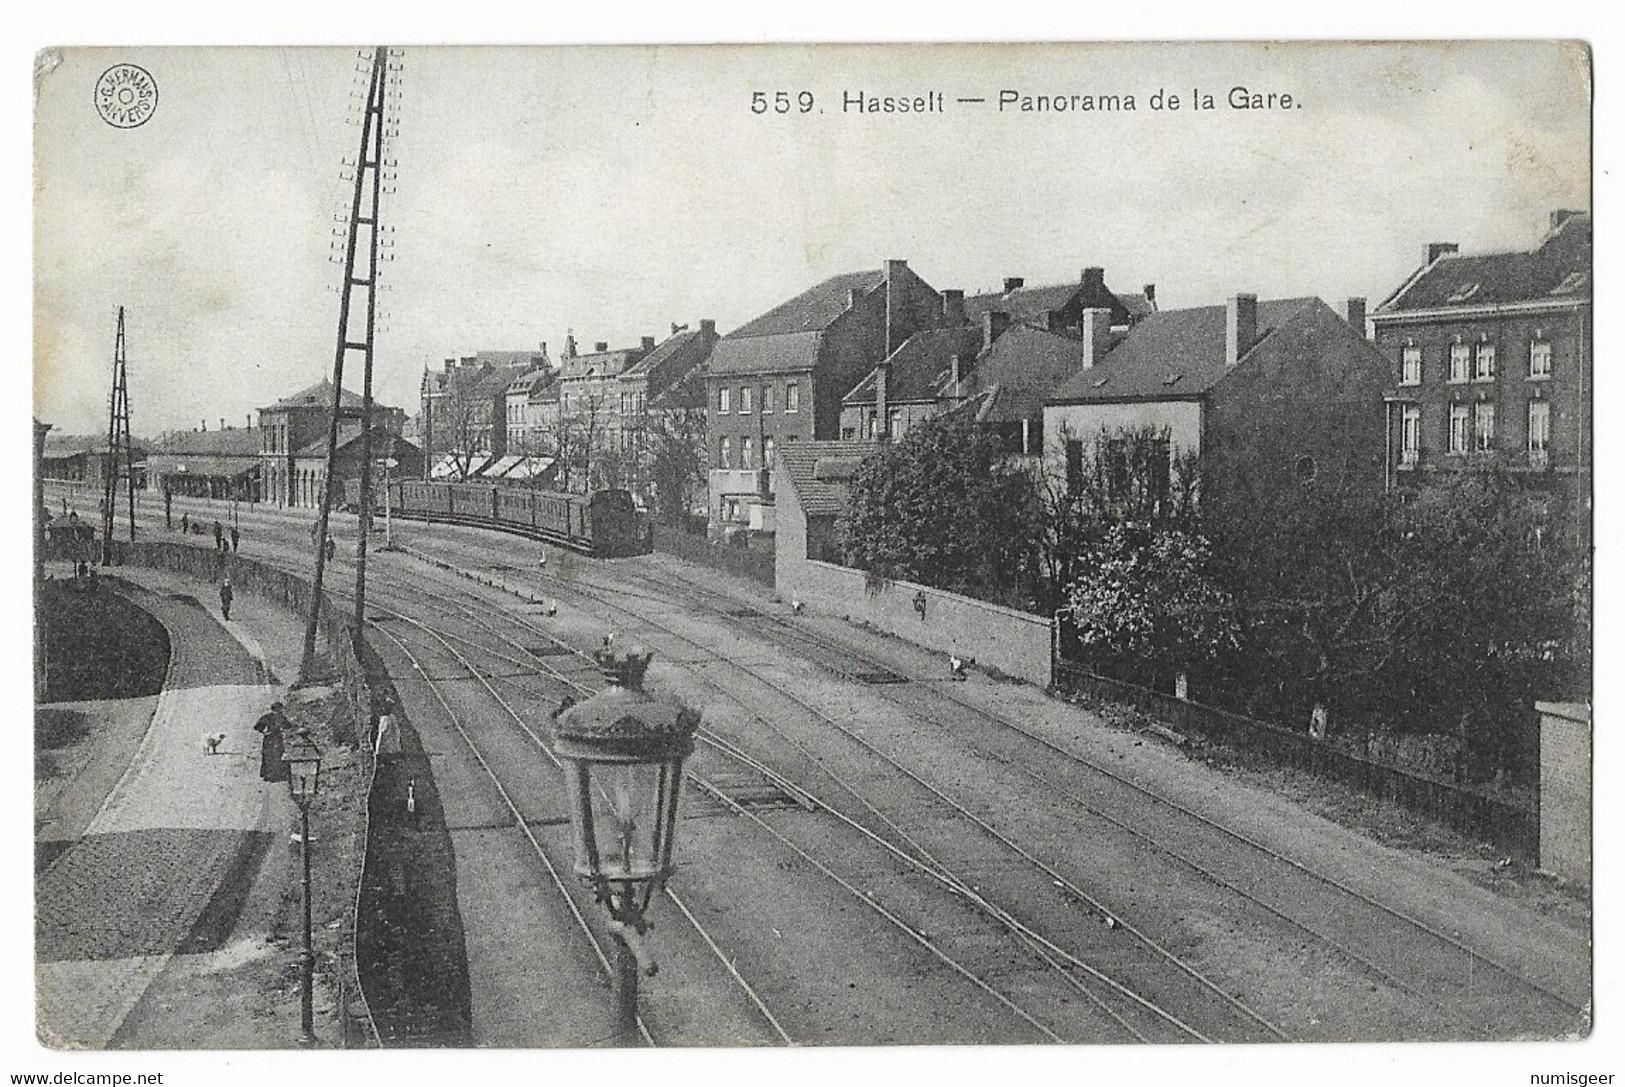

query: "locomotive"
left=345, top=479, right=652, bottom=558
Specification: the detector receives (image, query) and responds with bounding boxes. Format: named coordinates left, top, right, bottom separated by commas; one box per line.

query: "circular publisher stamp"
left=94, top=64, right=158, bottom=129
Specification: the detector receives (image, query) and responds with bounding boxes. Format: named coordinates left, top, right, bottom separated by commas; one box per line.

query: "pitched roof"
left=843, top=327, right=985, bottom=405
left=622, top=326, right=718, bottom=399
left=1048, top=297, right=1318, bottom=403
left=963, top=275, right=1139, bottom=328
left=1376, top=213, right=1591, bottom=313
left=650, top=362, right=708, bottom=410
left=705, top=330, right=822, bottom=377
left=506, top=367, right=558, bottom=397
left=151, top=427, right=260, bottom=457
left=261, top=379, right=370, bottom=413
left=729, top=269, right=885, bottom=339
left=776, top=439, right=880, bottom=518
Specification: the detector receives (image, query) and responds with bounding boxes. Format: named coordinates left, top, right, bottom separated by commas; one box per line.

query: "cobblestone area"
left=35, top=576, right=278, bottom=1049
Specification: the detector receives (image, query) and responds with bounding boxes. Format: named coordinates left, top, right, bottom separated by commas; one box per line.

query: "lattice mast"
left=300, top=46, right=393, bottom=681
left=100, top=305, right=137, bottom=566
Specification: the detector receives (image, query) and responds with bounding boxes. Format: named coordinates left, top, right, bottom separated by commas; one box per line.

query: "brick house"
left=1370, top=211, right=1591, bottom=536
left=705, top=260, right=942, bottom=533
left=615, top=320, right=719, bottom=502
left=420, top=351, right=544, bottom=479
left=259, top=381, right=406, bottom=506
left=1043, top=294, right=1390, bottom=525
left=840, top=267, right=1147, bottom=451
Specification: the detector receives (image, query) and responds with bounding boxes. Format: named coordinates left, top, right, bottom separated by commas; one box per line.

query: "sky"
left=32, top=40, right=1591, bottom=439
left=12, top=18, right=1616, bottom=1087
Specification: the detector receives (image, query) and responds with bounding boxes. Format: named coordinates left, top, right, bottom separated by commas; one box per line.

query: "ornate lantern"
left=553, top=648, right=699, bottom=928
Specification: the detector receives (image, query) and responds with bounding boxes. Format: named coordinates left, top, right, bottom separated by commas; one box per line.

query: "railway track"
left=89, top=492, right=1589, bottom=1041
left=392, top=533, right=1585, bottom=1041
left=362, top=558, right=1290, bottom=1043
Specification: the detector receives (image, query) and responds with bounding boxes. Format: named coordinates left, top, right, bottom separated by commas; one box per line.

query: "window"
left=1473, top=402, right=1496, bottom=452
left=1065, top=439, right=1085, bottom=495
left=785, top=381, right=800, bottom=413
left=719, top=436, right=732, bottom=469
left=1528, top=400, right=1550, bottom=453
left=738, top=386, right=753, bottom=414
left=1448, top=403, right=1470, bottom=454
left=1400, top=405, right=1421, bottom=466
left=718, top=387, right=730, bottom=413
left=1448, top=343, right=1471, bottom=384
left=1474, top=343, right=1497, bottom=382
left=1400, top=345, right=1422, bottom=386
left=1529, top=341, right=1553, bottom=379
left=763, top=436, right=775, bottom=469
left=741, top=436, right=754, bottom=469
left=762, top=385, right=774, bottom=414
left=620, top=393, right=630, bottom=414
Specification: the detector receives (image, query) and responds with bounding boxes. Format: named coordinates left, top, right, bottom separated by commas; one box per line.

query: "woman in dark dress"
left=255, top=702, right=290, bottom=783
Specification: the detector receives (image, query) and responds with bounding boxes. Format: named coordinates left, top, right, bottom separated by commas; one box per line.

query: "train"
left=344, top=479, right=652, bottom=558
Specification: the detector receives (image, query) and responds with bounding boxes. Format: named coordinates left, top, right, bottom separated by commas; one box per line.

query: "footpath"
left=34, top=562, right=309, bottom=1049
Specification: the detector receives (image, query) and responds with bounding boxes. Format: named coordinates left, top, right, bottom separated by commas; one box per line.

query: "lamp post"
left=283, top=727, right=324, bottom=1046
left=552, top=647, right=699, bottom=1045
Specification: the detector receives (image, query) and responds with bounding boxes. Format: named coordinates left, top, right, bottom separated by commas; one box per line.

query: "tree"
left=839, top=416, right=1043, bottom=610
left=646, top=403, right=708, bottom=527
left=1064, top=521, right=1239, bottom=684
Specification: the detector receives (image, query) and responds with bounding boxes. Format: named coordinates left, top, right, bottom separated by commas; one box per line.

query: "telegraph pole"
left=300, top=46, right=396, bottom=682
left=101, top=306, right=137, bottom=566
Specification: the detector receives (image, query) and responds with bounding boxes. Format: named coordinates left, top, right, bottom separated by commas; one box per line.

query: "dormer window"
left=1549, top=271, right=1588, bottom=296
left=1446, top=281, right=1482, bottom=303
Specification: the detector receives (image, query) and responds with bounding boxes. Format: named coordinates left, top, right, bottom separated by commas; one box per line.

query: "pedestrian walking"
left=181, top=512, right=190, bottom=535
left=373, top=696, right=401, bottom=759
left=253, top=702, right=291, bottom=783
left=219, top=578, right=234, bottom=621
left=325, top=535, right=336, bottom=561
left=213, top=520, right=224, bottom=550
left=230, top=525, right=240, bottom=552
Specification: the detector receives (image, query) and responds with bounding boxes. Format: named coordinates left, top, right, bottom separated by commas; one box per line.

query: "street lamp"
left=283, top=727, right=324, bottom=1046
left=552, top=647, right=699, bottom=1045
left=380, top=456, right=398, bottom=550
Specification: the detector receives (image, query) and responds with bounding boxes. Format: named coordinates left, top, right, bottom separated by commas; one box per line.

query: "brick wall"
left=779, top=557, right=1052, bottom=687
left=1538, top=701, right=1591, bottom=885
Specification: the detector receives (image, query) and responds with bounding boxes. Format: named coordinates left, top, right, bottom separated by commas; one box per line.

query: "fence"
left=1053, top=659, right=1539, bottom=859
left=111, top=539, right=384, bottom=1047
left=652, top=522, right=775, bottom=587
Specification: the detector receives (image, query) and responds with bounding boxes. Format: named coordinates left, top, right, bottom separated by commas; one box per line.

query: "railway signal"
left=552, top=648, right=699, bottom=1045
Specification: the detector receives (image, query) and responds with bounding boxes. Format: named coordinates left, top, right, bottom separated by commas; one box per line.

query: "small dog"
left=204, top=733, right=226, bottom=755
left=949, top=655, right=967, bottom=681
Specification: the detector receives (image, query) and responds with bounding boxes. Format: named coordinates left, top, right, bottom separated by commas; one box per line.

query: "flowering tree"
left=1064, top=521, right=1239, bottom=679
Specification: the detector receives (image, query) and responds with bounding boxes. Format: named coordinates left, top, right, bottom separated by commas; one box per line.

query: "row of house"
left=420, top=324, right=720, bottom=501
left=402, top=209, right=1586, bottom=554
left=763, top=211, right=1590, bottom=564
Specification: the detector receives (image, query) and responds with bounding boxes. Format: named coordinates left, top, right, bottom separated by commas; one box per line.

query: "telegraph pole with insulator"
left=101, top=305, right=137, bottom=566
left=300, top=46, right=398, bottom=681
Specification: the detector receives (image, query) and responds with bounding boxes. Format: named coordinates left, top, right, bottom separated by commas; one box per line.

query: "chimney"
left=1426, top=242, right=1459, bottom=264
left=1143, top=284, right=1157, bottom=310
left=700, top=318, right=716, bottom=336
left=594, top=341, right=609, bottom=353
left=200, top=419, right=207, bottom=431
left=219, top=418, right=226, bottom=431
left=983, top=310, right=1010, bottom=353
left=1550, top=209, right=1584, bottom=232
left=1081, top=266, right=1105, bottom=292
left=885, top=259, right=909, bottom=355
left=848, top=287, right=865, bottom=309
left=874, top=362, right=890, bottom=441
left=950, top=353, right=964, bottom=390
left=641, top=335, right=656, bottom=351
left=1003, top=276, right=1024, bottom=294
left=444, top=358, right=456, bottom=373
left=246, top=415, right=252, bottom=429
left=1079, top=308, right=1112, bottom=370
left=942, top=289, right=966, bottom=326
left=1346, top=297, right=1368, bottom=336
left=1226, top=293, right=1258, bottom=367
